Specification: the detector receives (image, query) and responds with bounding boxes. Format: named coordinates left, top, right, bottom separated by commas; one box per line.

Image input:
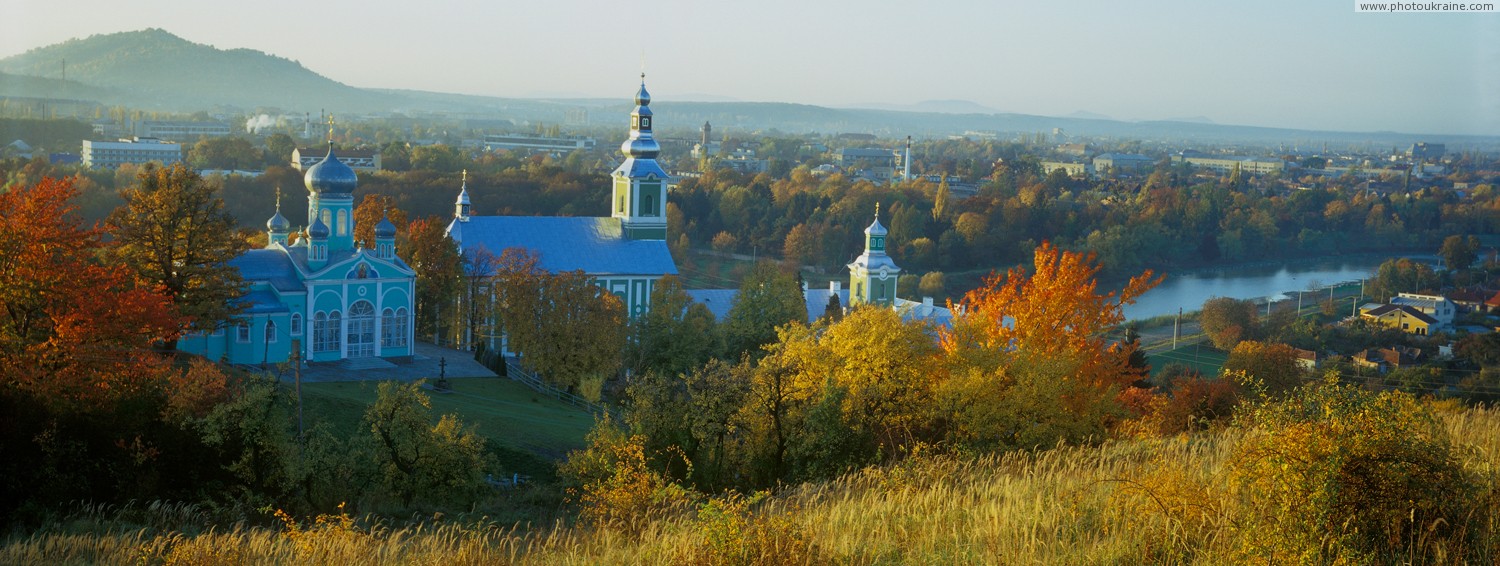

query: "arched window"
left=265, top=320, right=277, bottom=343
left=236, top=322, right=250, bottom=343
left=643, top=194, right=655, bottom=216
left=347, top=302, right=374, bottom=358
left=291, top=313, right=302, bottom=336
left=314, top=311, right=342, bottom=353
left=382, top=307, right=407, bottom=348
left=337, top=210, right=348, bottom=236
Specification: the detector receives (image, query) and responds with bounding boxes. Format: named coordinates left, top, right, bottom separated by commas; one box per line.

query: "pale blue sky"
left=4, top=0, right=1497, bottom=135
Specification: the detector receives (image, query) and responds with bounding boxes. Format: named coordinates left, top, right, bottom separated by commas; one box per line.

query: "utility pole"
left=291, top=340, right=304, bottom=440
left=1173, top=307, right=1181, bottom=350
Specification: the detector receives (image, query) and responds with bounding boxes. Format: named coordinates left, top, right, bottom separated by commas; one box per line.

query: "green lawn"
left=1147, top=344, right=1229, bottom=378
left=299, top=377, right=598, bottom=477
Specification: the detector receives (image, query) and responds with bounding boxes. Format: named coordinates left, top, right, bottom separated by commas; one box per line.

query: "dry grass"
left=7, top=406, right=1500, bottom=565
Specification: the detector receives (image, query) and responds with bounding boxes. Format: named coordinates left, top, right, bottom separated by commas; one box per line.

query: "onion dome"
left=266, top=209, right=290, bottom=233
left=374, top=213, right=397, bottom=239
left=308, top=215, right=330, bottom=240
left=620, top=75, right=661, bottom=159
left=865, top=203, right=888, bottom=237
left=304, top=142, right=357, bottom=196
left=635, top=80, right=651, bottom=106
left=266, top=187, right=290, bottom=232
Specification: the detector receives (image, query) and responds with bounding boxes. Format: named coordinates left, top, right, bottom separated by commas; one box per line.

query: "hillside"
left=0, top=29, right=398, bottom=112
left=6, top=404, right=1497, bottom=564
left=4, top=29, right=1497, bottom=148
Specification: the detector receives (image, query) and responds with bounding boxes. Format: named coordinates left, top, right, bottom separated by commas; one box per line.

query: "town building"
left=482, top=133, right=596, bottom=154
left=834, top=147, right=898, bottom=169
left=1390, top=293, right=1457, bottom=329
left=81, top=137, right=182, bottom=168
left=446, top=77, right=676, bottom=344
left=1359, top=303, right=1437, bottom=335
left=292, top=147, right=381, bottom=172
left=178, top=141, right=417, bottom=366
left=1171, top=151, right=1286, bottom=175
left=1041, top=161, right=1090, bottom=178
left=136, top=120, right=232, bottom=141
left=1092, top=153, right=1154, bottom=176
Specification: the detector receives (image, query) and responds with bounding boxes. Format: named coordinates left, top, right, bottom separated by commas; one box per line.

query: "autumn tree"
left=1438, top=234, right=1480, bottom=272
left=352, top=193, right=409, bottom=249
left=493, top=248, right=626, bottom=401
left=1199, top=297, right=1259, bottom=351
left=0, top=177, right=180, bottom=407
left=942, top=241, right=1160, bottom=389
left=1222, top=340, right=1306, bottom=396
left=625, top=275, right=720, bottom=378
left=723, top=261, right=808, bottom=360
left=109, top=163, right=248, bottom=347
left=400, top=216, right=463, bottom=343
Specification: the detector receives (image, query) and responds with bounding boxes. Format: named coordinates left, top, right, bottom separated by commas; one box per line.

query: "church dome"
left=266, top=210, right=290, bottom=233
left=304, top=143, right=357, bottom=196
left=620, top=134, right=661, bottom=159
left=635, top=81, right=651, bottom=106
left=864, top=207, right=888, bottom=236
left=374, top=214, right=397, bottom=239
left=308, top=215, right=330, bottom=239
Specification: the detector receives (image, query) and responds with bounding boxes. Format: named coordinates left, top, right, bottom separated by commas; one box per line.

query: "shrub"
left=1229, top=379, right=1484, bottom=563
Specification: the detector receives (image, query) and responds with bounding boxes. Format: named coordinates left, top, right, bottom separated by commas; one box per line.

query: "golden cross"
left=274, top=186, right=281, bottom=210
left=326, top=114, right=335, bottom=142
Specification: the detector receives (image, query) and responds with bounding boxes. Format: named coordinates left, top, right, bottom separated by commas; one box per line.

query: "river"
left=1121, top=255, right=1433, bottom=321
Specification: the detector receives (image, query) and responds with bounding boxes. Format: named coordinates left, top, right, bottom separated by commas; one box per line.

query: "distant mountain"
left=2, top=29, right=1493, bottom=149
left=1066, top=110, right=1114, bottom=121
left=0, top=29, right=397, bottom=112
left=842, top=99, right=999, bottom=115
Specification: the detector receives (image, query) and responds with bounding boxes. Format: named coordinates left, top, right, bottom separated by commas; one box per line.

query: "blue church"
left=446, top=77, right=677, bottom=325
left=180, top=142, right=417, bottom=365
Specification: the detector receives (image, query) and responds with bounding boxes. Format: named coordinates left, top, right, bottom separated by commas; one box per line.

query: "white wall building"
left=81, top=137, right=183, bottom=169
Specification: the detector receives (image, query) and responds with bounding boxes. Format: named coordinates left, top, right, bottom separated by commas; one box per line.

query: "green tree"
left=625, top=275, right=720, bottom=378
left=187, top=137, right=259, bottom=170
left=109, top=163, right=248, bottom=346
left=363, top=381, right=492, bottom=506
left=1366, top=258, right=1440, bottom=302
left=1438, top=234, right=1479, bottom=272
left=918, top=271, right=946, bottom=300
left=264, top=133, right=297, bottom=168
left=494, top=248, right=626, bottom=401
left=723, top=261, right=807, bottom=360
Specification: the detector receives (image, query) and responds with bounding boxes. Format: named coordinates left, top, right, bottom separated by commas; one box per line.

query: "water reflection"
left=1122, top=256, right=1429, bottom=321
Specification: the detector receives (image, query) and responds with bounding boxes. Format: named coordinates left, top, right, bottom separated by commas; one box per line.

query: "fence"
left=503, top=356, right=621, bottom=421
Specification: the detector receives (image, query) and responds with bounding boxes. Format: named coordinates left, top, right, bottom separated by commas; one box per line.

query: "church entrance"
left=347, top=300, right=376, bottom=358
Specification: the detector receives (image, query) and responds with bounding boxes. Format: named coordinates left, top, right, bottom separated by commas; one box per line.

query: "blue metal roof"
left=239, top=289, right=289, bottom=314
left=612, top=158, right=669, bottom=179
left=685, top=289, right=738, bottom=321
left=449, top=216, right=677, bottom=277
left=230, top=249, right=302, bottom=292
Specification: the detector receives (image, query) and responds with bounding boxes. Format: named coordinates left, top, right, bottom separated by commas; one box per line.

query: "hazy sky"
left=4, top=0, right=1497, bottom=135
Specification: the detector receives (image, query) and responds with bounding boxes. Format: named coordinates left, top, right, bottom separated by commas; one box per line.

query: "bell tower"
left=610, top=74, right=669, bottom=240
left=848, top=204, right=901, bottom=307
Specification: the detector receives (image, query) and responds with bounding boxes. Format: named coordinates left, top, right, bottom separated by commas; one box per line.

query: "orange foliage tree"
left=0, top=177, right=181, bottom=410
left=942, top=241, right=1162, bottom=390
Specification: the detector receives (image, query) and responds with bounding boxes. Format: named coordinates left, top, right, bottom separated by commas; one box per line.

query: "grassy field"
left=12, top=405, right=1498, bottom=564
left=301, top=377, right=597, bottom=472
left=1146, top=343, right=1229, bottom=378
